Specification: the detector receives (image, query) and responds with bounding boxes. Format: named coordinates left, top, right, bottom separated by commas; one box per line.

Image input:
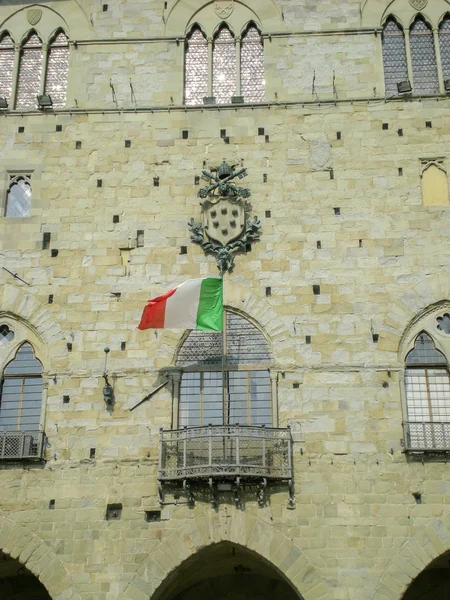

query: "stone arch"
left=362, top=0, right=450, bottom=27
left=0, top=514, right=81, bottom=600
left=0, top=284, right=68, bottom=373
left=165, top=0, right=285, bottom=37
left=153, top=282, right=296, bottom=371
left=118, top=510, right=332, bottom=600
left=373, top=512, right=450, bottom=600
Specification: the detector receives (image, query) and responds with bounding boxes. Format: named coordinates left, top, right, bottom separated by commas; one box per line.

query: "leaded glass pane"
left=213, top=26, right=236, bottom=104
left=241, top=25, right=264, bottom=103
left=45, top=32, right=69, bottom=108
left=184, top=27, right=208, bottom=105
left=439, top=17, right=450, bottom=82
left=0, top=35, right=15, bottom=104
left=405, top=332, right=446, bottom=365
left=5, top=179, right=32, bottom=217
left=382, top=18, right=408, bottom=96
left=410, top=17, right=439, bottom=95
left=16, top=33, right=42, bottom=109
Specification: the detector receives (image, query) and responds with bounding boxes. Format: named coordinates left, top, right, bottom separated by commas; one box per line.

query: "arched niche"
left=152, top=542, right=303, bottom=600
left=421, top=162, right=449, bottom=206
left=361, top=0, right=450, bottom=28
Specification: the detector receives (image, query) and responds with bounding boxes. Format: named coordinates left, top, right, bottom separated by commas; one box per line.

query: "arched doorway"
left=152, top=542, right=302, bottom=600
left=0, top=550, right=51, bottom=599
left=401, top=550, right=450, bottom=600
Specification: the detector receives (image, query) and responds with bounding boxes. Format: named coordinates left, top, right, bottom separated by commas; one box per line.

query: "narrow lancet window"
left=45, top=31, right=69, bottom=107
left=0, top=35, right=15, bottom=105
left=382, top=18, right=408, bottom=96
left=184, top=26, right=208, bottom=105
left=410, top=16, right=438, bottom=95
left=16, top=33, right=43, bottom=109
left=213, top=25, right=236, bottom=104
left=241, top=25, right=264, bottom=103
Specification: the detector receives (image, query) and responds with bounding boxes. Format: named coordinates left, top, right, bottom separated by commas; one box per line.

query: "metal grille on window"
left=241, top=25, right=264, bottom=103
left=439, top=16, right=450, bottom=83
left=45, top=31, right=69, bottom=108
left=16, top=33, right=43, bottom=109
left=0, top=343, right=43, bottom=432
left=0, top=35, right=15, bottom=104
left=184, top=27, right=208, bottom=105
left=213, top=26, right=236, bottom=104
left=5, top=176, right=32, bottom=217
left=404, top=332, right=450, bottom=449
left=410, top=17, right=439, bottom=95
left=382, top=18, right=408, bottom=96
left=177, top=311, right=272, bottom=427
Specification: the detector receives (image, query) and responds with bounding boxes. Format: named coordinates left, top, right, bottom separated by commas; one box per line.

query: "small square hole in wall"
left=180, top=246, right=187, bottom=255
left=398, top=129, right=403, bottom=137
left=426, top=121, right=432, bottom=129
left=220, top=129, right=226, bottom=138
left=121, top=342, right=126, bottom=351
left=265, top=210, right=271, bottom=218
left=90, top=448, right=96, bottom=459
left=263, top=174, right=267, bottom=183
left=265, top=135, right=270, bottom=143
left=293, top=383, right=300, bottom=389
left=223, top=136, right=230, bottom=144
left=56, top=125, right=62, bottom=132
left=398, top=168, right=403, bottom=176
left=63, top=395, right=70, bottom=404
left=333, top=207, right=340, bottom=215
left=67, top=342, right=72, bottom=352
left=317, top=241, right=321, bottom=249
left=336, top=131, right=341, bottom=140
left=313, top=285, right=320, bottom=295
left=49, top=499, right=55, bottom=510
left=51, top=249, right=59, bottom=257
left=137, top=230, right=144, bottom=247
left=153, top=177, right=160, bottom=187
left=372, top=333, right=379, bottom=343
left=329, top=169, right=334, bottom=180
left=265, top=287, right=271, bottom=297
left=97, top=179, right=103, bottom=187
left=124, top=140, right=131, bottom=148
left=106, top=503, right=122, bottom=521
left=76, top=141, right=82, bottom=149
left=258, top=127, right=265, bottom=136
left=194, top=176, right=200, bottom=185
left=306, top=335, right=311, bottom=344
left=42, top=232, right=51, bottom=250
left=48, top=295, right=54, bottom=304
left=146, top=510, right=161, bottom=522
left=18, top=126, right=25, bottom=133
left=182, top=130, right=189, bottom=139
left=113, top=215, right=120, bottom=223
left=359, top=239, right=363, bottom=247
left=102, top=3, right=108, bottom=11
left=382, top=123, right=389, bottom=130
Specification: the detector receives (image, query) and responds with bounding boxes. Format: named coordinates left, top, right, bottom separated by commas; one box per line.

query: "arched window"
left=5, top=175, right=32, bottom=217
left=213, top=25, right=236, bottom=104
left=176, top=311, right=273, bottom=427
left=410, top=16, right=439, bottom=95
left=382, top=18, right=408, bottom=96
left=0, top=34, right=15, bottom=105
left=184, top=26, right=208, bottom=105
left=439, top=15, right=450, bottom=83
left=0, top=343, right=43, bottom=432
left=404, top=332, right=450, bottom=450
left=15, top=32, right=43, bottom=109
left=241, top=24, right=264, bottom=103
left=44, top=31, right=69, bottom=108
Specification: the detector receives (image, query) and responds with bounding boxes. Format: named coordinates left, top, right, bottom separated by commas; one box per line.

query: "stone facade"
left=1, top=0, right=450, bottom=599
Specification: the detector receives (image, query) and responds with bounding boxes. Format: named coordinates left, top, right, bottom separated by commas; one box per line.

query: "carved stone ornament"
left=189, top=160, right=260, bottom=275
left=409, top=0, right=428, bottom=10
left=27, top=8, right=42, bottom=25
left=214, top=0, right=234, bottom=19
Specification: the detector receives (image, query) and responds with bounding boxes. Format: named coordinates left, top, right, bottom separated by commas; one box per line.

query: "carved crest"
left=214, top=0, right=234, bottom=19
left=409, top=0, right=427, bottom=10
left=203, top=196, right=246, bottom=247
left=27, top=8, right=42, bottom=25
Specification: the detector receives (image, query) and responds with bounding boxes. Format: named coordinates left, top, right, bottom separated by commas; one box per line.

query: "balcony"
left=403, top=421, right=450, bottom=452
left=158, top=425, right=293, bottom=504
left=0, top=431, right=46, bottom=460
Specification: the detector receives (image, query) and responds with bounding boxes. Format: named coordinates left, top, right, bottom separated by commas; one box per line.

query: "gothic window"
left=5, top=175, right=32, bottom=217
left=0, top=34, right=15, bottom=105
left=184, top=26, right=208, bottom=106
left=15, top=32, right=43, bottom=109
left=382, top=18, right=408, bottom=96
left=212, top=25, right=236, bottom=104
left=176, top=311, right=273, bottom=427
left=44, top=31, right=69, bottom=108
left=241, top=24, right=265, bottom=103
left=0, top=343, right=43, bottom=432
left=404, top=332, right=450, bottom=449
left=410, top=16, right=439, bottom=95
left=439, top=15, right=450, bottom=83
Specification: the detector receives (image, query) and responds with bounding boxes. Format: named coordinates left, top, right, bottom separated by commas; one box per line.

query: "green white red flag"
left=138, top=278, right=223, bottom=331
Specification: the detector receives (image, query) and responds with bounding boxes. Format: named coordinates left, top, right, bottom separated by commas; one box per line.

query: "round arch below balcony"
left=119, top=511, right=331, bottom=600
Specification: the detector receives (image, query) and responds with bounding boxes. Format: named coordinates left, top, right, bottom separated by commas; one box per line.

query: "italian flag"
left=138, top=278, right=223, bottom=331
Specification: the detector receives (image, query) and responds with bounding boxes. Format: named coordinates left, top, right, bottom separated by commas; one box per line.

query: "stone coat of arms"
left=27, top=8, right=42, bottom=25
left=189, top=161, right=261, bottom=274
left=409, top=0, right=427, bottom=9
left=214, top=0, right=234, bottom=19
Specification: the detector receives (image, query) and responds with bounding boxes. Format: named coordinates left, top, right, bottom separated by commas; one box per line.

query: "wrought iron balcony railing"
left=403, top=421, right=450, bottom=452
left=0, top=431, right=46, bottom=460
left=158, top=425, right=292, bottom=481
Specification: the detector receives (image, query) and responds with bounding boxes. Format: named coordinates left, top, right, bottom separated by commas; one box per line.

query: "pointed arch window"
left=439, top=15, right=450, bottom=83
left=44, top=31, right=69, bottom=108
left=16, top=32, right=43, bottom=109
left=0, top=343, right=43, bottom=432
left=241, top=24, right=265, bottom=103
left=410, top=16, right=439, bottom=95
left=0, top=34, right=15, bottom=105
left=184, top=26, right=208, bottom=106
left=176, top=311, right=273, bottom=427
left=213, top=25, right=236, bottom=104
left=382, top=18, right=408, bottom=96
left=5, top=174, right=32, bottom=217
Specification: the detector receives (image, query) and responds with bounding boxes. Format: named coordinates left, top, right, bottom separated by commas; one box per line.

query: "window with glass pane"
left=177, top=311, right=272, bottom=427
left=0, top=34, right=15, bottom=104
left=241, top=25, right=264, bottom=103
left=382, top=18, right=408, bottom=96
left=410, top=17, right=439, bottom=95
left=184, top=26, right=208, bottom=105
left=439, top=16, right=450, bottom=83
left=5, top=176, right=32, bottom=217
left=405, top=332, right=450, bottom=448
left=213, top=26, right=236, bottom=104
left=16, top=33, right=43, bottom=109
left=0, top=343, right=43, bottom=432
left=44, top=31, right=69, bottom=108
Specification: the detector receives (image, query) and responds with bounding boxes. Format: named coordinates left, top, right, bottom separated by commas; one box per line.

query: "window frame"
left=4, top=173, right=32, bottom=218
